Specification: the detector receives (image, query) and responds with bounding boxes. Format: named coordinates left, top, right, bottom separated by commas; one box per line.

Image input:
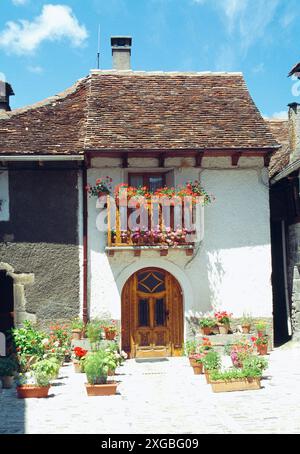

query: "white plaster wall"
left=0, top=170, right=9, bottom=222
left=87, top=163, right=272, bottom=325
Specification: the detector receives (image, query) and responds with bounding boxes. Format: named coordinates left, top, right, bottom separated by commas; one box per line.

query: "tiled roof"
left=0, top=70, right=279, bottom=155
left=0, top=77, right=89, bottom=155
left=267, top=119, right=290, bottom=177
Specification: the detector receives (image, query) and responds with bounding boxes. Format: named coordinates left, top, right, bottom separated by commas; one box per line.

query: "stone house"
left=268, top=103, right=300, bottom=343
left=0, top=37, right=279, bottom=357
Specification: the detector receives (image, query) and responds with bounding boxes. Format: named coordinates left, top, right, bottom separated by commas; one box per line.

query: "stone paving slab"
left=1, top=346, right=300, bottom=434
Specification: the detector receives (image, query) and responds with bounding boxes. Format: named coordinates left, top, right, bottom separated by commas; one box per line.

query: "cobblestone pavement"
left=1, top=345, right=300, bottom=434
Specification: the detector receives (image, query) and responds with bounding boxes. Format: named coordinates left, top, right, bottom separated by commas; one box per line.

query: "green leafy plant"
left=84, top=349, right=117, bottom=385
left=86, top=320, right=103, bottom=347
left=12, top=321, right=45, bottom=359
left=255, top=320, right=268, bottom=332
left=242, top=356, right=268, bottom=375
left=252, top=335, right=269, bottom=346
left=202, top=351, right=221, bottom=371
left=241, top=313, right=253, bottom=325
left=0, top=357, right=17, bottom=377
left=210, top=368, right=261, bottom=382
left=199, top=317, right=215, bottom=328
left=184, top=340, right=198, bottom=356
left=71, top=318, right=85, bottom=331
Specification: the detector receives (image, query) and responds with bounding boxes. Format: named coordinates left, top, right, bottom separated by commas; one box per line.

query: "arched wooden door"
left=121, top=268, right=183, bottom=358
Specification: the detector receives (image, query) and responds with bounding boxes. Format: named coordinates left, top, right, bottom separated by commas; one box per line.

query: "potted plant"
left=189, top=353, right=205, bottom=375
left=86, top=176, right=112, bottom=198
left=72, top=346, right=88, bottom=373
left=71, top=318, right=84, bottom=340
left=215, top=311, right=232, bottom=334
left=210, top=355, right=268, bottom=393
left=199, top=317, right=215, bottom=336
left=103, top=321, right=118, bottom=341
left=255, top=320, right=268, bottom=337
left=16, top=359, right=59, bottom=399
left=184, top=340, right=198, bottom=366
left=229, top=337, right=254, bottom=368
left=12, top=321, right=46, bottom=371
left=202, top=351, right=221, bottom=384
left=241, top=313, right=253, bottom=334
left=84, top=349, right=119, bottom=396
left=252, top=334, right=269, bottom=356
left=86, top=320, right=103, bottom=351
left=0, top=357, right=17, bottom=389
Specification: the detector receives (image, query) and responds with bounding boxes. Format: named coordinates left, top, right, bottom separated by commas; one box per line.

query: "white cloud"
left=0, top=4, right=88, bottom=55
left=27, top=65, right=44, bottom=74
left=193, top=0, right=280, bottom=49
left=264, top=111, right=288, bottom=120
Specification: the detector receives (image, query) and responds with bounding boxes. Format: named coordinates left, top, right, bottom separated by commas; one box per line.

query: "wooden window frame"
left=128, top=172, right=166, bottom=188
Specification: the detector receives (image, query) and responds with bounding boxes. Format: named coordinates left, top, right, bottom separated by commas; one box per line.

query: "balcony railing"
left=106, top=196, right=201, bottom=256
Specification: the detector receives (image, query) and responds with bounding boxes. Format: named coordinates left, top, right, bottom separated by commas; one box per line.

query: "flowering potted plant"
left=189, top=353, right=205, bottom=374
left=71, top=318, right=84, bottom=340
left=255, top=320, right=268, bottom=337
left=16, top=358, right=59, bottom=399
left=241, top=313, right=253, bottom=334
left=228, top=338, right=254, bottom=368
left=86, top=176, right=112, bottom=198
left=0, top=357, right=17, bottom=389
left=215, top=311, right=232, bottom=334
left=12, top=321, right=46, bottom=371
left=72, top=347, right=88, bottom=373
left=84, top=349, right=119, bottom=396
left=103, top=321, right=118, bottom=341
left=252, top=335, right=269, bottom=356
left=198, top=317, right=215, bottom=335
left=202, top=351, right=221, bottom=384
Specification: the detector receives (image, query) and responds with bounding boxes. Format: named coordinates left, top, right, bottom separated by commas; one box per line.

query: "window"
left=129, top=173, right=166, bottom=192
left=0, top=171, right=9, bottom=222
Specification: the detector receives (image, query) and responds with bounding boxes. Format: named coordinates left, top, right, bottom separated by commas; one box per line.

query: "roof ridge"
left=0, top=76, right=89, bottom=120
left=90, top=69, right=243, bottom=76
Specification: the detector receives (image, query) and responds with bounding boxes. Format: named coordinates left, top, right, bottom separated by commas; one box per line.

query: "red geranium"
left=73, top=347, right=87, bottom=359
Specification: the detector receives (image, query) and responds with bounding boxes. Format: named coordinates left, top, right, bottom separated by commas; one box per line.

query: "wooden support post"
left=195, top=152, right=204, bottom=168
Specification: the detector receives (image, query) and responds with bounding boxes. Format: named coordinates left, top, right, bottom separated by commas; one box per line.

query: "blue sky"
left=0, top=0, right=299, bottom=117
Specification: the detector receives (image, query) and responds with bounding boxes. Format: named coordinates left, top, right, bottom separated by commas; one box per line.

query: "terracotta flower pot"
left=200, top=327, right=211, bottom=336
left=16, top=385, right=50, bottom=399
left=189, top=357, right=197, bottom=367
left=85, top=382, right=118, bottom=396
left=71, top=329, right=81, bottom=340
left=192, top=363, right=204, bottom=375
left=218, top=324, right=230, bottom=335
left=1, top=376, right=14, bottom=389
left=242, top=324, right=251, bottom=334
left=257, top=344, right=268, bottom=356
left=104, top=330, right=117, bottom=341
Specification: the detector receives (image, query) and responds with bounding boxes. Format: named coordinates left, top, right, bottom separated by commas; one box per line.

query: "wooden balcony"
left=106, top=196, right=198, bottom=257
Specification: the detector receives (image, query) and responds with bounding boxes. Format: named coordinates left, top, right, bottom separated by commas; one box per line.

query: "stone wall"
left=0, top=164, right=81, bottom=325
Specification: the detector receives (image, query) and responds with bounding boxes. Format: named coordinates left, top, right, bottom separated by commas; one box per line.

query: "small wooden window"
left=129, top=173, right=166, bottom=192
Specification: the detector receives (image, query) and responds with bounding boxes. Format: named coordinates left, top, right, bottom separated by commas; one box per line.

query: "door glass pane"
left=155, top=298, right=166, bottom=326
left=149, top=176, right=164, bottom=192
left=138, top=299, right=149, bottom=326
left=138, top=271, right=165, bottom=293
left=129, top=175, right=144, bottom=188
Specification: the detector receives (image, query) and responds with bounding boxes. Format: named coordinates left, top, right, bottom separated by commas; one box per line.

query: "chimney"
left=111, top=36, right=132, bottom=70
left=288, top=102, right=300, bottom=162
left=0, top=80, right=14, bottom=111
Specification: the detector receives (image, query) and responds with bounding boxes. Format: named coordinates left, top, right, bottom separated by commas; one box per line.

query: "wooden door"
left=121, top=269, right=183, bottom=358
